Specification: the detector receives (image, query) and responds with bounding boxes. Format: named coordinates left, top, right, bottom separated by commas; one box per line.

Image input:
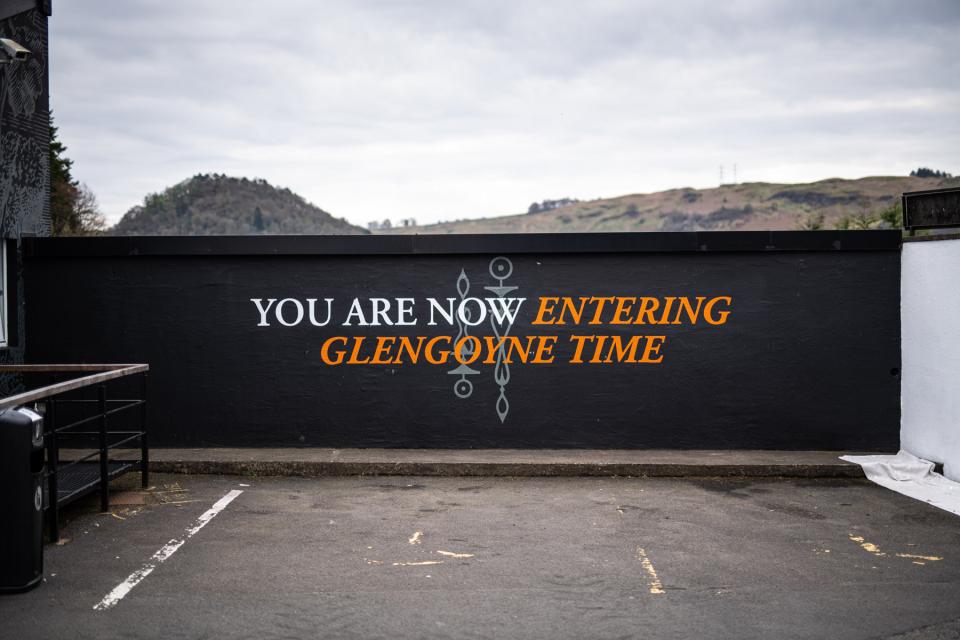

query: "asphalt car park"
left=1, top=473, right=959, bottom=639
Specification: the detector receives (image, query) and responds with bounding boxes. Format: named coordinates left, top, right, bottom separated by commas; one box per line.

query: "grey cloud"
left=49, top=0, right=960, bottom=225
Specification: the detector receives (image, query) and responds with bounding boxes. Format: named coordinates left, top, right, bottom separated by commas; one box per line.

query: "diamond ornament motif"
left=447, top=268, right=480, bottom=398
left=445, top=256, right=520, bottom=424
left=484, top=257, right=517, bottom=424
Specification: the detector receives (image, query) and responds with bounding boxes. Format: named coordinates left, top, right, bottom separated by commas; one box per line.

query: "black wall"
left=23, top=231, right=901, bottom=450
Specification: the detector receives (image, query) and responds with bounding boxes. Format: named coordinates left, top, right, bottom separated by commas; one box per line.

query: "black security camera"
left=0, top=38, right=30, bottom=63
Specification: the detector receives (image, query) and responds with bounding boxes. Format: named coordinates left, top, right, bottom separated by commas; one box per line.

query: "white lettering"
left=428, top=298, right=456, bottom=326
left=343, top=298, right=368, bottom=326
left=251, top=298, right=277, bottom=327
left=458, top=297, right=487, bottom=327
left=370, top=298, right=393, bottom=326
left=306, top=298, right=334, bottom=327
left=275, top=298, right=304, bottom=327
left=396, top=298, right=417, bottom=326
left=487, top=297, right=525, bottom=325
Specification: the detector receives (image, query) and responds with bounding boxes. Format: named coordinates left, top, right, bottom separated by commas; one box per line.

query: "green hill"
left=109, top=174, right=368, bottom=236
left=381, top=175, right=960, bottom=234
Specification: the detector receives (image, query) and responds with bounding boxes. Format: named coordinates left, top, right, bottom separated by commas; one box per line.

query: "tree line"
left=49, top=112, right=105, bottom=235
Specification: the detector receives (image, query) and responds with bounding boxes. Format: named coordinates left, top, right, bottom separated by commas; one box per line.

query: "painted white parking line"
left=93, top=489, right=243, bottom=611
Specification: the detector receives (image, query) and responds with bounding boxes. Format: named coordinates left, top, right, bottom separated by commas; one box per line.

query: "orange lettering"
left=530, top=336, right=558, bottom=363
left=533, top=297, right=559, bottom=325
left=639, top=335, right=666, bottom=363
left=320, top=337, right=348, bottom=365
left=425, top=336, right=452, bottom=364
left=371, top=337, right=396, bottom=364
left=346, top=337, right=370, bottom=364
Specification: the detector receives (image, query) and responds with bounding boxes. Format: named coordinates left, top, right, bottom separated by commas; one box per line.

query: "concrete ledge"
left=74, top=448, right=869, bottom=478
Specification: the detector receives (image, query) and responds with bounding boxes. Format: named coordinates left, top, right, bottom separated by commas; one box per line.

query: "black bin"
left=0, top=406, right=46, bottom=593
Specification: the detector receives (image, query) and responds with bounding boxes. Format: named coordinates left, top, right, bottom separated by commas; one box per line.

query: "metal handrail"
left=48, top=399, right=143, bottom=434
left=0, top=364, right=149, bottom=543
left=0, top=364, right=148, bottom=410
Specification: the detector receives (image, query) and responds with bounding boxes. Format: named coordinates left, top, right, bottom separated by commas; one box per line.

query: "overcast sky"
left=50, top=1, right=960, bottom=227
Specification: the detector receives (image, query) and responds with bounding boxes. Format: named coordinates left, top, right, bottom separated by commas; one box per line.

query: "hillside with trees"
left=381, top=173, right=959, bottom=235
left=109, top=174, right=368, bottom=236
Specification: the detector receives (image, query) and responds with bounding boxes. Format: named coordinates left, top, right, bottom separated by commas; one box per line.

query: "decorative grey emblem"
left=447, top=268, right=480, bottom=398
left=446, top=257, right=520, bottom=423
left=484, top=257, right=518, bottom=423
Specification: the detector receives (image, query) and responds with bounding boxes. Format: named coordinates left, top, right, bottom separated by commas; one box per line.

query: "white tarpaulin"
left=841, top=450, right=960, bottom=517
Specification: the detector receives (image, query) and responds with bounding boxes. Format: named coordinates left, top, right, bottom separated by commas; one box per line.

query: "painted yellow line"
left=849, top=535, right=886, bottom=556
left=896, top=553, right=943, bottom=562
left=848, top=535, right=943, bottom=564
left=636, top=547, right=665, bottom=595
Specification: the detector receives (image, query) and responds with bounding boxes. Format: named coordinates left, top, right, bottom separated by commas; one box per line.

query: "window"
left=0, top=241, right=7, bottom=348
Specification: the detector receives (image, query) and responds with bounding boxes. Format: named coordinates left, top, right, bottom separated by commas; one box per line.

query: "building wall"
left=23, top=232, right=901, bottom=450
left=0, top=2, right=49, bottom=238
left=901, top=237, right=960, bottom=481
left=0, top=0, right=51, bottom=388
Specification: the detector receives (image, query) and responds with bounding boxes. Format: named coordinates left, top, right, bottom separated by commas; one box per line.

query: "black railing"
left=0, top=364, right=149, bottom=542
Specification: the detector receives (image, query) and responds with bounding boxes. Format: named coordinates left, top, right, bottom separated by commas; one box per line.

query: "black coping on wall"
left=903, top=233, right=960, bottom=243
left=0, top=0, right=47, bottom=22
left=24, top=229, right=902, bottom=257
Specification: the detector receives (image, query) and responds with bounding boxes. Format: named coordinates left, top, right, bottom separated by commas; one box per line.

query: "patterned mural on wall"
left=0, top=4, right=49, bottom=236
left=22, top=236, right=903, bottom=450
left=0, top=2, right=51, bottom=390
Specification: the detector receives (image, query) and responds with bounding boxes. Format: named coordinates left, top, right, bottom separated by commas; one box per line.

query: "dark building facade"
left=0, top=0, right=51, bottom=383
